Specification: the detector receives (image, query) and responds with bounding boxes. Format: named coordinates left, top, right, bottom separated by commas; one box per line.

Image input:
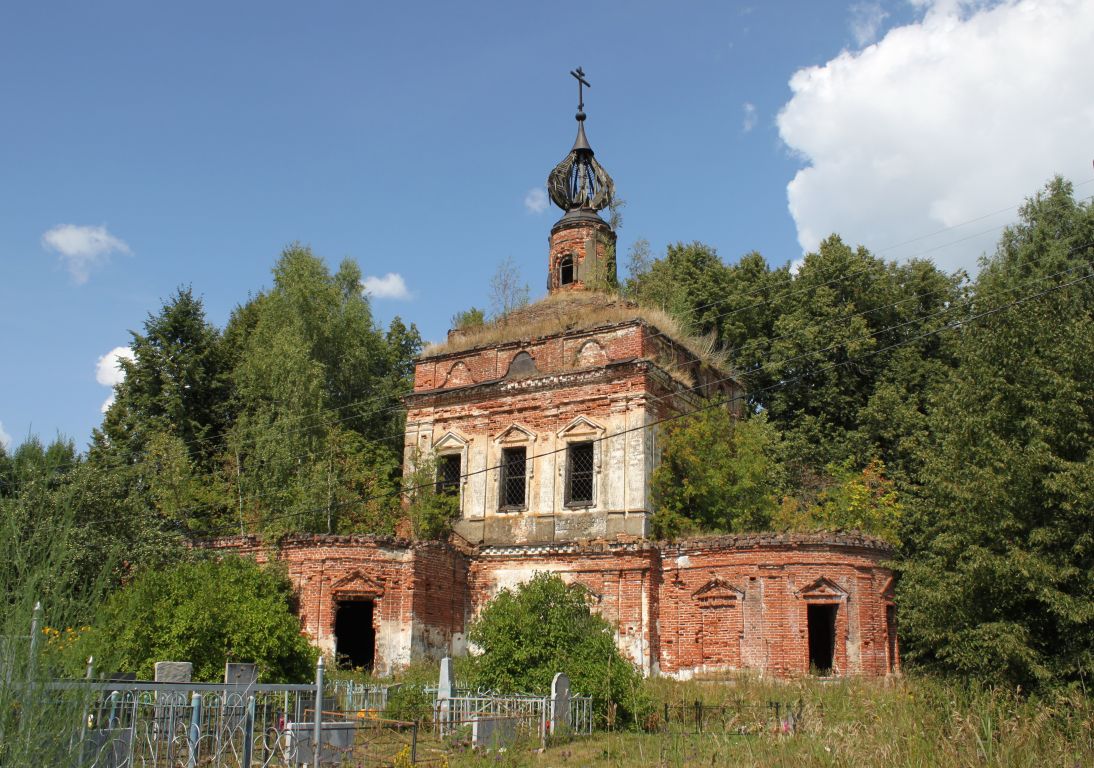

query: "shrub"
left=467, top=572, right=651, bottom=727
left=81, top=555, right=316, bottom=682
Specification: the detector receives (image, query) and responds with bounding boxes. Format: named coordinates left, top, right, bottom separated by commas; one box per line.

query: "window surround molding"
left=556, top=416, right=605, bottom=510
left=493, top=423, right=536, bottom=513
left=432, top=430, right=470, bottom=510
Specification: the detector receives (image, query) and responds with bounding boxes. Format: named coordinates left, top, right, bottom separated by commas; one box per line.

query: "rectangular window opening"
left=566, top=441, right=595, bottom=507
left=560, top=255, right=575, bottom=285
left=500, top=447, right=527, bottom=510
left=807, top=603, right=838, bottom=675
left=436, top=453, right=461, bottom=496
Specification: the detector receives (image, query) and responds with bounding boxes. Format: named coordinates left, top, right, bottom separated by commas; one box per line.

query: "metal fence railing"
left=32, top=675, right=592, bottom=766
left=433, top=691, right=594, bottom=743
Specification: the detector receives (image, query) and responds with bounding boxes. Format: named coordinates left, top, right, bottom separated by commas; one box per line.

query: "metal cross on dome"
left=570, top=67, right=590, bottom=112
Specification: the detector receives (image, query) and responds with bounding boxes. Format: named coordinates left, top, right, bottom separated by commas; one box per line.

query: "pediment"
left=556, top=415, right=605, bottom=440
left=331, top=570, right=385, bottom=598
left=880, top=576, right=895, bottom=602
left=494, top=423, right=537, bottom=445
left=434, top=431, right=469, bottom=452
left=796, top=576, right=848, bottom=602
left=693, top=577, right=744, bottom=608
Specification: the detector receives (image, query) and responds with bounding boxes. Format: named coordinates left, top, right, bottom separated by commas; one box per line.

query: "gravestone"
left=438, top=656, right=454, bottom=698
left=153, top=662, right=192, bottom=739
left=437, top=656, right=454, bottom=724
left=154, top=661, right=192, bottom=683
left=224, top=662, right=259, bottom=688
left=472, top=715, right=518, bottom=750
left=287, top=721, right=355, bottom=765
left=222, top=663, right=259, bottom=732
left=103, top=672, right=136, bottom=682
left=549, top=672, right=570, bottom=735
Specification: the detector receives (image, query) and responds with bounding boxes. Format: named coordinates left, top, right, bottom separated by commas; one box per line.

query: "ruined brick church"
left=213, top=77, right=898, bottom=680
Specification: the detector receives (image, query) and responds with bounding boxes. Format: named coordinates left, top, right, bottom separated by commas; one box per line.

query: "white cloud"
left=849, top=2, right=889, bottom=46
left=0, top=421, right=11, bottom=451
left=96, top=345, right=134, bottom=412
left=777, top=0, right=1094, bottom=275
left=95, top=346, right=134, bottom=387
left=361, top=273, right=411, bottom=300
left=41, top=224, right=131, bottom=283
left=524, top=187, right=549, bottom=214
left=742, top=102, right=757, bottom=133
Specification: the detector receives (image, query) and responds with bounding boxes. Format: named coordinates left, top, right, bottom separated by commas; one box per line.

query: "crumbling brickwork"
left=199, top=532, right=896, bottom=679
left=406, top=318, right=741, bottom=547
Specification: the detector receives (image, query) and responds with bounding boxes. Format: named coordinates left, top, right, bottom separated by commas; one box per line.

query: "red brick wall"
left=200, top=535, right=469, bottom=675
left=198, top=533, right=896, bottom=679
left=657, top=534, right=895, bottom=678
left=413, top=322, right=646, bottom=392
left=547, top=220, right=616, bottom=293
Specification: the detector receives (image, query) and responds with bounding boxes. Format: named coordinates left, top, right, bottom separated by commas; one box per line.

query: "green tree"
left=758, top=238, right=961, bottom=476
left=627, top=241, right=732, bottom=339
left=225, top=245, right=415, bottom=535
left=650, top=409, right=784, bottom=539
left=97, top=287, right=230, bottom=469
left=450, top=307, right=486, bottom=330
left=899, top=178, right=1094, bottom=689
left=468, top=572, right=649, bottom=726
left=82, top=555, right=317, bottom=682
left=403, top=449, right=459, bottom=540
left=772, top=458, right=902, bottom=544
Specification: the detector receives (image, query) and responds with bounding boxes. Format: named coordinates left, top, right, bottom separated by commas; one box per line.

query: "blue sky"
left=2, top=0, right=1092, bottom=451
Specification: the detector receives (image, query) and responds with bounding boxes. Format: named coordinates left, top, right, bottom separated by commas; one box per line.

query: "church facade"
left=206, top=79, right=898, bottom=680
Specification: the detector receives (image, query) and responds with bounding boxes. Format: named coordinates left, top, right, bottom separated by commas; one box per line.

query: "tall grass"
left=0, top=488, right=116, bottom=766
left=446, top=673, right=1093, bottom=767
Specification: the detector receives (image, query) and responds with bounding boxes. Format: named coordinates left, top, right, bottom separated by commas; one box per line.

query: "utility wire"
left=7, top=236, right=1092, bottom=523
left=185, top=263, right=1094, bottom=540
left=50, top=188, right=1094, bottom=468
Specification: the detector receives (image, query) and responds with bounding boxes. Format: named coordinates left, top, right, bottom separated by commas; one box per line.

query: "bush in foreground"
left=81, top=555, right=316, bottom=682
left=468, top=572, right=650, bottom=727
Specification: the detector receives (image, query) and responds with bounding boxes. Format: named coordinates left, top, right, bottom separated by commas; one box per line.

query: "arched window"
left=559, top=254, right=575, bottom=285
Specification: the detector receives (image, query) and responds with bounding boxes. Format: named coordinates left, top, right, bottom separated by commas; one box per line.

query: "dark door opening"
left=886, top=605, right=898, bottom=673
left=335, top=600, right=376, bottom=671
left=807, top=604, right=837, bottom=675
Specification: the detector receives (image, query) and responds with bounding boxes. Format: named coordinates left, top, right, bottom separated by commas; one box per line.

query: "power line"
left=67, top=187, right=1094, bottom=466
left=10, top=236, right=1092, bottom=524
left=185, top=262, right=1094, bottom=540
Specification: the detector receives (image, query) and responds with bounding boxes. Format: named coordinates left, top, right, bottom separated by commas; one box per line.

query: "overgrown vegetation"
left=0, top=462, right=117, bottom=765
left=1, top=176, right=1090, bottom=697
left=77, top=555, right=317, bottom=682
left=467, top=573, right=651, bottom=727
left=633, top=178, right=1092, bottom=691
left=404, top=449, right=461, bottom=540
left=445, top=674, right=1093, bottom=767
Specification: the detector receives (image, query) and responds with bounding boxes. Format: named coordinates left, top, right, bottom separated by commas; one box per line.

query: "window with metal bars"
left=499, top=447, right=527, bottom=510
left=565, top=441, right=595, bottom=506
left=436, top=453, right=461, bottom=496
